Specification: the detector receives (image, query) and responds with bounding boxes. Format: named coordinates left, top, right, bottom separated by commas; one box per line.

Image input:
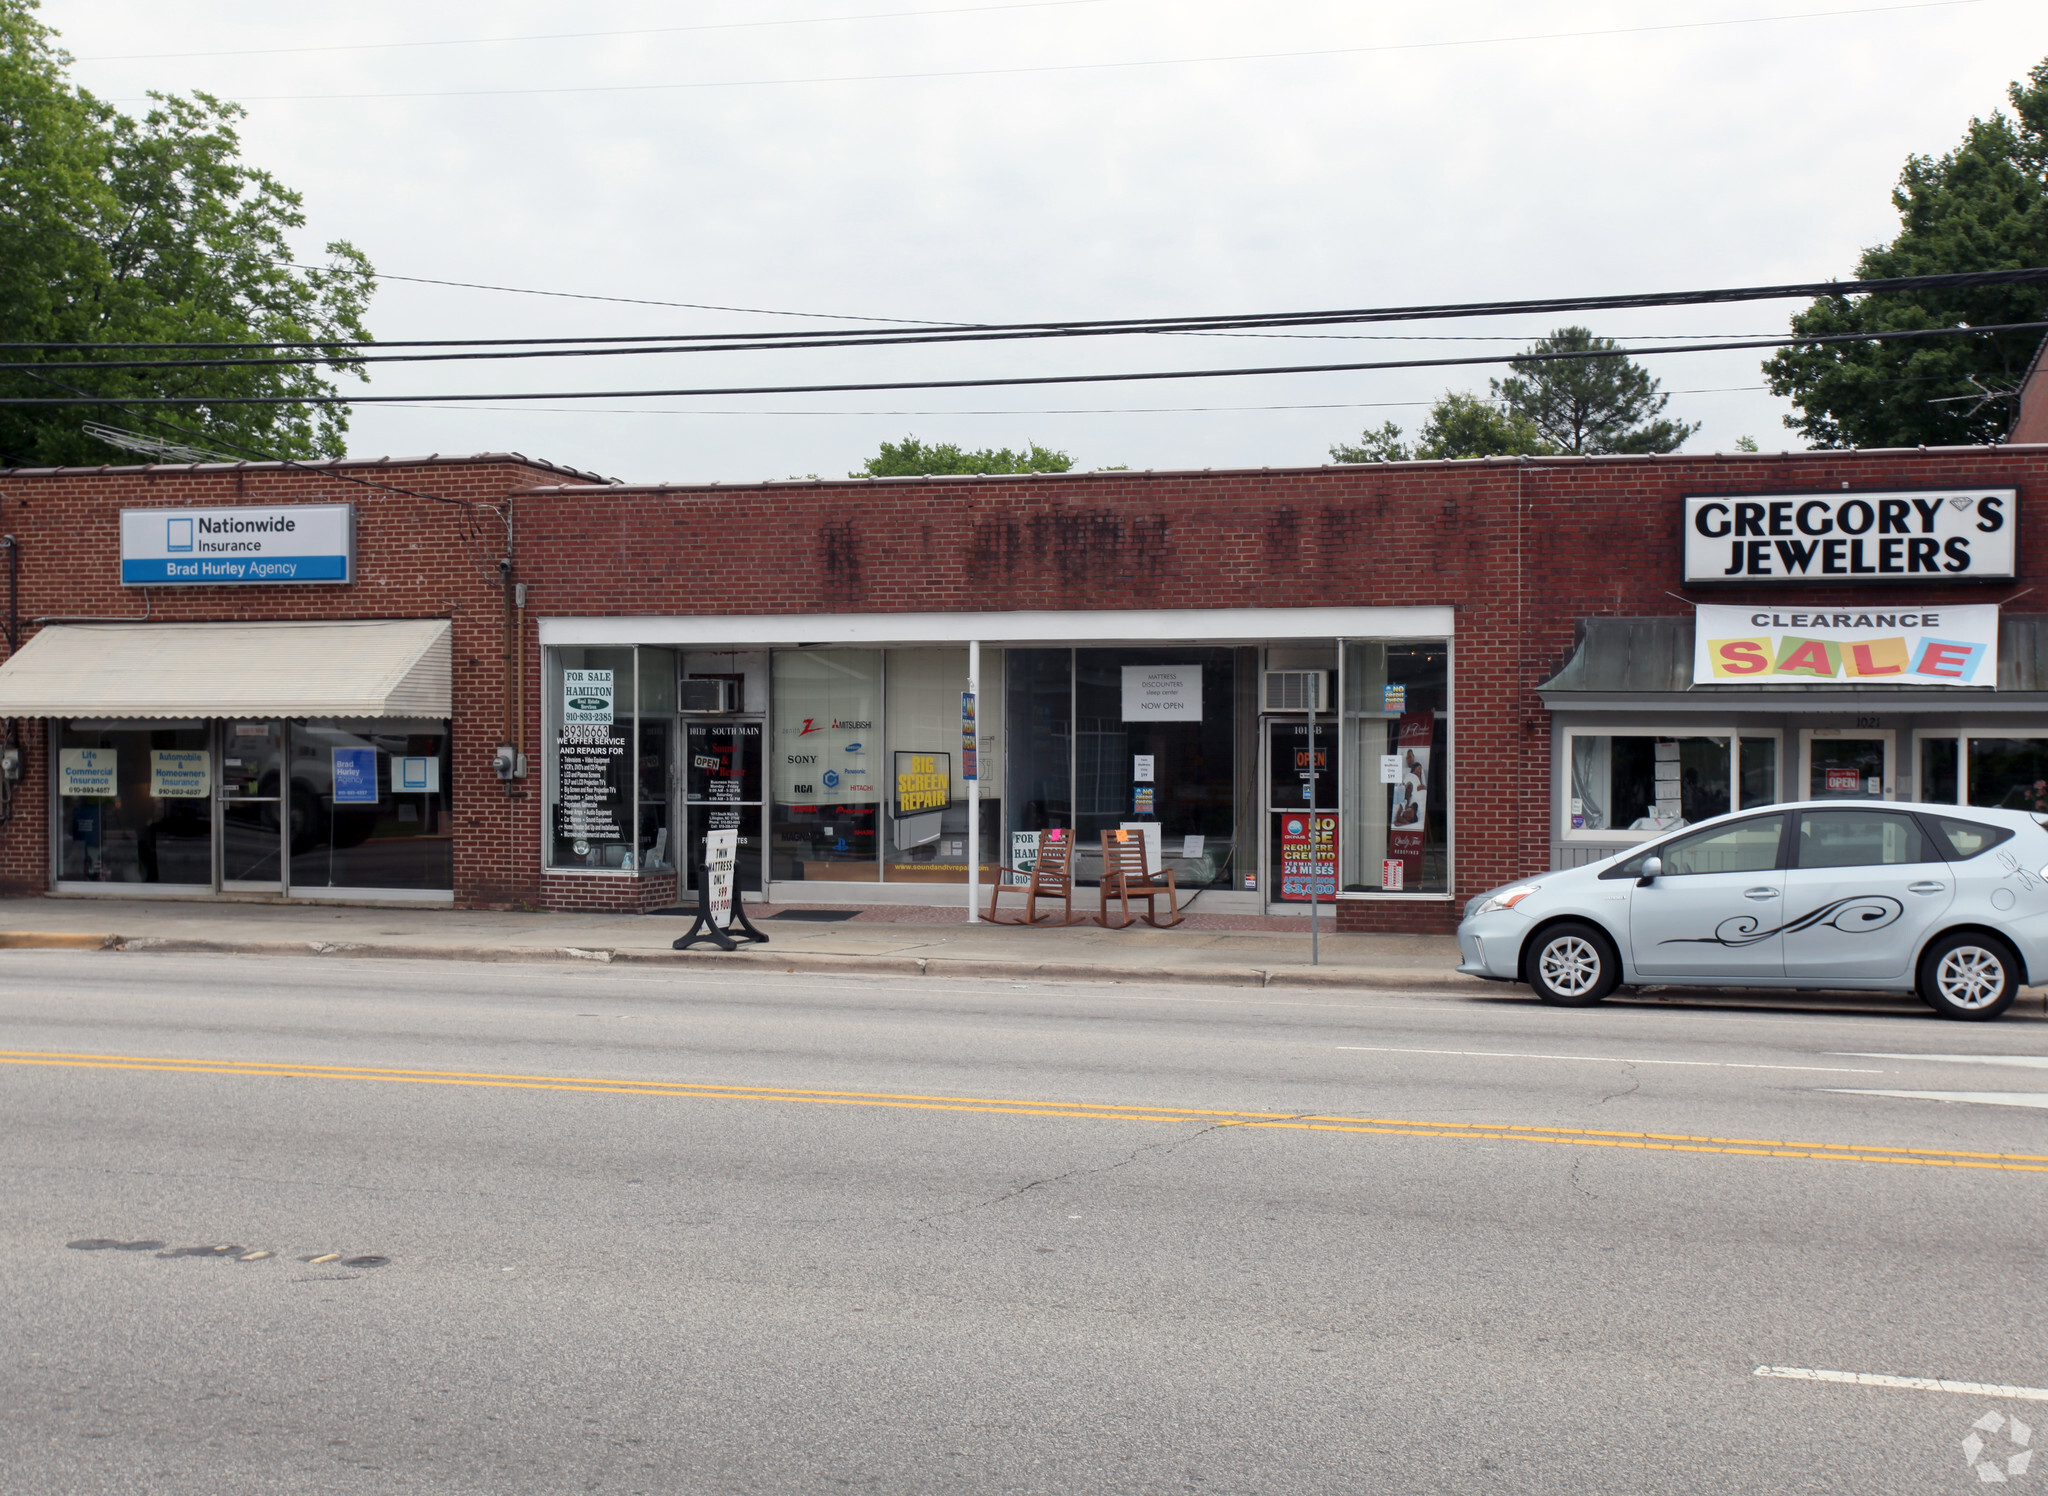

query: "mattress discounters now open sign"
left=119, top=504, right=354, bottom=585
left=1693, top=604, right=2000, bottom=686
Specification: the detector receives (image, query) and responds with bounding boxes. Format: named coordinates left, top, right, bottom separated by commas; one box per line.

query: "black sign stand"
left=671, top=858, right=770, bottom=952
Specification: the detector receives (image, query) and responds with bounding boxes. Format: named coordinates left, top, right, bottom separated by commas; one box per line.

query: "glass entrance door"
left=685, top=718, right=765, bottom=893
left=1799, top=730, right=1895, bottom=802
left=220, top=721, right=288, bottom=888
left=1265, top=718, right=1338, bottom=903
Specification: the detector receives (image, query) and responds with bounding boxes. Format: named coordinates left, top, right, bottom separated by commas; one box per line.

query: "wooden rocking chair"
left=985, top=827, right=1084, bottom=926
left=1096, top=827, right=1183, bottom=929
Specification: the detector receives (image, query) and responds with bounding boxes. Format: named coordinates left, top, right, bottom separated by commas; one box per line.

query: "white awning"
left=0, top=620, right=452, bottom=719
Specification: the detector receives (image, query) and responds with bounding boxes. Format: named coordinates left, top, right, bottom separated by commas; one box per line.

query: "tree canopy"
left=854, top=436, right=1076, bottom=477
left=1763, top=58, right=2048, bottom=449
left=1328, top=331, right=1693, bottom=463
left=0, top=0, right=374, bottom=468
left=1492, top=327, right=1699, bottom=455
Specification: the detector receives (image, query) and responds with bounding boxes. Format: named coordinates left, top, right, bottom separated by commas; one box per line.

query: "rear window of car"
left=1923, top=815, right=2015, bottom=861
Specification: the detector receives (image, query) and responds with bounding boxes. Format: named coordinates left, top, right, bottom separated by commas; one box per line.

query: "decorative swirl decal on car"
left=1658, top=895, right=1904, bottom=948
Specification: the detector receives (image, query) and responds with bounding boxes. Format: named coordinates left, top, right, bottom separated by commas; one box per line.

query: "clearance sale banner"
left=1693, top=604, right=1999, bottom=686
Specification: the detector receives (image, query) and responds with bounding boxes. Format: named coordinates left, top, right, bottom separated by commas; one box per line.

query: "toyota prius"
left=1457, top=802, right=2048, bottom=1019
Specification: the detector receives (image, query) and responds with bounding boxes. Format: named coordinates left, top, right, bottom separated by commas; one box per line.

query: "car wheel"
left=1917, top=932, right=2021, bottom=1021
left=1527, top=921, right=1620, bottom=1007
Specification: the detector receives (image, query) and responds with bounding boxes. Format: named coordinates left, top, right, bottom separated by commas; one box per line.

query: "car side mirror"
left=1637, top=856, right=1663, bottom=886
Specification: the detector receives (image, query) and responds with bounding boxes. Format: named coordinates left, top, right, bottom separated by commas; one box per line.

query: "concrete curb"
left=98, top=933, right=1487, bottom=992
left=0, top=931, right=120, bottom=950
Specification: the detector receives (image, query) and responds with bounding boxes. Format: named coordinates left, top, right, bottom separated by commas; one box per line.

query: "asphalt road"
left=4, top=952, right=2047, bottom=1495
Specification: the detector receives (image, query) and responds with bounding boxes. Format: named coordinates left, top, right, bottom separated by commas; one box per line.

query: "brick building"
left=0, top=443, right=2040, bottom=932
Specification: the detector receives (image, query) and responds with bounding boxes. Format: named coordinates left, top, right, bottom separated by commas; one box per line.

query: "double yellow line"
left=6, top=1048, right=2046, bottom=1173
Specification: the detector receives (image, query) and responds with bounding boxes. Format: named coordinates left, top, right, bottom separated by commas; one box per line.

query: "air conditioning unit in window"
left=679, top=677, right=737, bottom=714
left=1262, top=670, right=1328, bottom=713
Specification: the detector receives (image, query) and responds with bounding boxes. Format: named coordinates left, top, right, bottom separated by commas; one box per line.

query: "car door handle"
left=1908, top=881, right=1947, bottom=894
left=1743, top=887, right=1779, bottom=899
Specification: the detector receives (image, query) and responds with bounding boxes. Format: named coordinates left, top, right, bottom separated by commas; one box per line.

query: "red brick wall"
left=4, top=446, right=2042, bottom=928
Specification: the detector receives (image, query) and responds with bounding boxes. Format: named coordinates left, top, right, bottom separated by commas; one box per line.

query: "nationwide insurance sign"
left=1694, top=604, right=1999, bottom=687
left=120, top=504, right=354, bottom=585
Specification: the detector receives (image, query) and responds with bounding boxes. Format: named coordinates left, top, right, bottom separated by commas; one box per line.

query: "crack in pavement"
left=915, top=1113, right=1326, bottom=1230
left=1593, top=1064, right=1641, bottom=1107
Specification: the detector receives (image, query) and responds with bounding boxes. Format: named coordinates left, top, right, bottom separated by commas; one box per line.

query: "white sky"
left=40, top=0, right=2048, bottom=483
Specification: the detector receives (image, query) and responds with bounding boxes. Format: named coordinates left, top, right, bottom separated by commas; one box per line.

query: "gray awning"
left=1539, top=614, right=2048, bottom=704
left=0, top=620, right=452, bottom=719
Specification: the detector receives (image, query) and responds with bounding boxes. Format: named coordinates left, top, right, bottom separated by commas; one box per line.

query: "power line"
left=8, top=266, right=2046, bottom=357
left=77, top=0, right=1107, bottom=62
left=91, top=0, right=1986, bottom=103
left=7, top=320, right=2041, bottom=408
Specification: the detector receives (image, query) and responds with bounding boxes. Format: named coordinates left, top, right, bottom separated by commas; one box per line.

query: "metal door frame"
left=216, top=719, right=290, bottom=894
left=1797, top=728, right=1898, bottom=803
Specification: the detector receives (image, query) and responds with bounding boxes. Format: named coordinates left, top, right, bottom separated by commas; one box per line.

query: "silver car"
left=1457, top=801, right=2048, bottom=1020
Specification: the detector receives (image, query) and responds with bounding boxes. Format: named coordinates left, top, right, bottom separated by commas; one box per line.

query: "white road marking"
left=1335, top=1046, right=1883, bottom=1074
left=1755, top=1366, right=2048, bottom=1401
left=1828, top=1089, right=2048, bottom=1110
left=1836, top=1053, right=2048, bottom=1069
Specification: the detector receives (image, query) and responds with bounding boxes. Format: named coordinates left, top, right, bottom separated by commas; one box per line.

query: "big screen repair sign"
left=1682, top=489, right=2014, bottom=584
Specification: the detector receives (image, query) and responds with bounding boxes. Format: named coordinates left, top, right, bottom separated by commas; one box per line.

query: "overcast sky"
left=41, top=0, right=2048, bottom=483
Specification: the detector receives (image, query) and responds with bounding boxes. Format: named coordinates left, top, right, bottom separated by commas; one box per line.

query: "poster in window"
left=1386, top=710, right=1434, bottom=888
left=1279, top=812, right=1337, bottom=900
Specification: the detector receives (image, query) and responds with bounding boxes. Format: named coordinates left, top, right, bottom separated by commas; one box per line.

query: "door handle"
left=1907, top=881, right=1947, bottom=894
left=1743, top=887, right=1779, bottom=899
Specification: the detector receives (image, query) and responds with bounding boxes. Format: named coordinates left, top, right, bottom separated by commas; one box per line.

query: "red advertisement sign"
left=1279, top=812, right=1337, bottom=900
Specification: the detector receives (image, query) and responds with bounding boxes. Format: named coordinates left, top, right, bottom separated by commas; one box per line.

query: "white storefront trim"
left=540, top=606, right=1454, bottom=648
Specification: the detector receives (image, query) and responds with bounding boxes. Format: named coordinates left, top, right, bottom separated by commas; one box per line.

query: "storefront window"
left=1921, top=736, right=1960, bottom=804
left=1005, top=649, right=1073, bottom=841
left=1968, top=738, right=2048, bottom=813
left=1073, top=648, right=1235, bottom=886
left=289, top=721, right=452, bottom=891
left=1739, top=737, right=1780, bottom=810
left=1570, top=736, right=1730, bottom=832
left=770, top=649, right=881, bottom=881
left=882, top=648, right=1002, bottom=884
left=1341, top=642, right=1449, bottom=893
left=547, top=646, right=635, bottom=870
left=56, top=721, right=211, bottom=886
left=637, top=648, right=678, bottom=877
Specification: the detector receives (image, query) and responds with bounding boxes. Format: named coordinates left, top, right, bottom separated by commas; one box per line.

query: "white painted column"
left=967, top=638, right=981, bottom=923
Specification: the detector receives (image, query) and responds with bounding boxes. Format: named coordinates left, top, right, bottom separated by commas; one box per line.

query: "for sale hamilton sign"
left=1682, top=489, right=2014, bottom=584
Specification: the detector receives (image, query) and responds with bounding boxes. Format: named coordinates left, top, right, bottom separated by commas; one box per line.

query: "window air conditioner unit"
left=1262, top=670, right=1328, bottom=713
left=678, top=677, right=737, bottom=714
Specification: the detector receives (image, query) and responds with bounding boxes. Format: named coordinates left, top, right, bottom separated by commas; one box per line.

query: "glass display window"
left=1558, top=728, right=1780, bottom=843
left=1340, top=641, right=1450, bottom=893
left=882, top=648, right=1003, bottom=884
left=547, top=646, right=635, bottom=870
left=1915, top=734, right=2048, bottom=813
left=56, top=721, right=212, bottom=886
left=770, top=649, right=881, bottom=881
left=289, top=721, right=452, bottom=891
left=1072, top=648, right=1236, bottom=887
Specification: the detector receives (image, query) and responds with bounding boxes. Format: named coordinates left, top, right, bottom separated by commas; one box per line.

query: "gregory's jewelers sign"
left=1682, top=489, right=2014, bottom=583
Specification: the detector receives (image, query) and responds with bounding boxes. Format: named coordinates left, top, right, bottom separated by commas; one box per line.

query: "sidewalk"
left=0, top=896, right=1475, bottom=992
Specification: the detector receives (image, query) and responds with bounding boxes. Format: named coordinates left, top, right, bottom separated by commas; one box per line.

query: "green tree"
left=1492, top=327, right=1699, bottom=454
left=0, top=0, right=373, bottom=467
left=1328, top=394, right=1551, bottom=462
left=1414, top=391, right=1551, bottom=458
left=854, top=436, right=1076, bottom=477
left=1764, top=59, right=2048, bottom=448
left=1328, top=420, right=1410, bottom=462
